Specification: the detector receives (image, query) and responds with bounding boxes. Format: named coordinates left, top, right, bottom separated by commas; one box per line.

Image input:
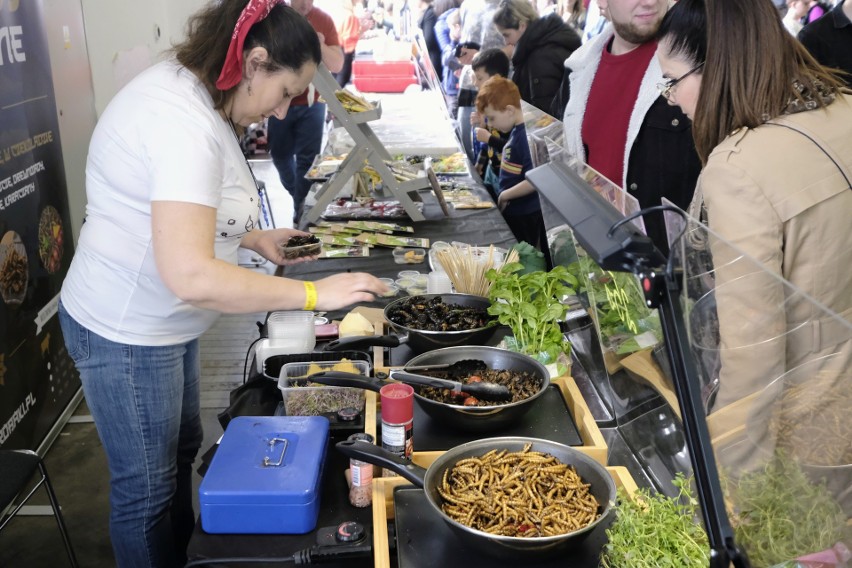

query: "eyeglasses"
left=657, top=62, right=704, bottom=101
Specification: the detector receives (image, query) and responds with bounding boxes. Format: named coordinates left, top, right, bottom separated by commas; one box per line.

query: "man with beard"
left=561, top=0, right=701, bottom=252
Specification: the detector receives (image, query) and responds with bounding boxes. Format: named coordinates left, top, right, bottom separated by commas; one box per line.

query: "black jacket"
left=419, top=6, right=443, bottom=82
left=625, top=97, right=702, bottom=251
left=511, top=14, right=581, bottom=113
left=798, top=3, right=852, bottom=87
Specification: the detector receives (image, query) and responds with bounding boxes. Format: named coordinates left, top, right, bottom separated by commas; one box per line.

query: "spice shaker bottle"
left=380, top=383, right=414, bottom=477
left=346, top=432, right=374, bottom=507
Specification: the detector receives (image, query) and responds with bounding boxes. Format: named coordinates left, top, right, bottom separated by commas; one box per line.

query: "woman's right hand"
left=313, top=273, right=388, bottom=311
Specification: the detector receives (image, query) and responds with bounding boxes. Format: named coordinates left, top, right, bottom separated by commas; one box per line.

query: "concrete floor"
left=0, top=310, right=267, bottom=568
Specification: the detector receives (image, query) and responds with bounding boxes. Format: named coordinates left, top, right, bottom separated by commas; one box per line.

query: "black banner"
left=0, top=0, right=80, bottom=449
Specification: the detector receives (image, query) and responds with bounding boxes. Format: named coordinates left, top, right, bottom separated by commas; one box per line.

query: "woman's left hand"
left=243, top=228, right=318, bottom=265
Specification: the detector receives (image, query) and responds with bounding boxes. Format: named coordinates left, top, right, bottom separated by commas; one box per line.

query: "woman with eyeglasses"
left=656, top=0, right=852, bottom=421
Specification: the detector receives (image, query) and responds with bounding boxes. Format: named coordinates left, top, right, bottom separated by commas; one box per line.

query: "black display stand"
left=528, top=161, right=751, bottom=568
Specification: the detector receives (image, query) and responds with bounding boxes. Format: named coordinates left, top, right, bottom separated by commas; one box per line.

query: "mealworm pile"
left=438, top=444, right=600, bottom=537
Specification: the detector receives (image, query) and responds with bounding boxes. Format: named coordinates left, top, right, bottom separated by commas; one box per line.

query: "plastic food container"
left=266, top=311, right=316, bottom=353
left=378, top=277, right=396, bottom=287
left=278, top=359, right=370, bottom=416
left=381, top=283, right=400, bottom=297
left=395, top=277, right=417, bottom=291
left=393, top=247, right=426, bottom=264
left=280, top=236, right=322, bottom=259
left=429, top=241, right=452, bottom=273
left=407, top=286, right=427, bottom=296
left=397, top=270, right=421, bottom=279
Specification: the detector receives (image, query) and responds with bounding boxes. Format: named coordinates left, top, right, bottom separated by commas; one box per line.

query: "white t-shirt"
left=62, top=60, right=260, bottom=346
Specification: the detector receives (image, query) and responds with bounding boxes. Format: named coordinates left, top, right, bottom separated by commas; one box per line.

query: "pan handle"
left=306, top=371, right=386, bottom=393
left=335, top=440, right=427, bottom=487
left=323, top=335, right=402, bottom=351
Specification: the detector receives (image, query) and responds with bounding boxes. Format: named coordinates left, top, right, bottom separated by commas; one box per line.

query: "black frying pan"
left=336, top=437, right=616, bottom=559
left=324, top=294, right=498, bottom=354
left=309, top=346, right=550, bottom=432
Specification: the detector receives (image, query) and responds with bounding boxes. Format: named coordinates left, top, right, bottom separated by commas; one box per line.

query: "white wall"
left=44, top=0, right=98, bottom=241
left=80, top=0, right=207, bottom=116
left=43, top=0, right=206, bottom=240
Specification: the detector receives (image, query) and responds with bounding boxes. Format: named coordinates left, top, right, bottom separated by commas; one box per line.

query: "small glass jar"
left=347, top=433, right=374, bottom=507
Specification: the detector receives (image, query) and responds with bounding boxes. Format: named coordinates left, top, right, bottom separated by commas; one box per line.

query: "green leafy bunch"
left=601, top=474, right=710, bottom=567
left=565, top=256, right=658, bottom=354
left=485, top=263, right=577, bottom=362
left=726, top=453, right=847, bottom=568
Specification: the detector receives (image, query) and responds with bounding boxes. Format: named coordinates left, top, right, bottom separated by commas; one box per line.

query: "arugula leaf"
left=485, top=264, right=575, bottom=361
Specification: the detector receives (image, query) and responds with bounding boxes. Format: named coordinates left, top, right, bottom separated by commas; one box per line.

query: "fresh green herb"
left=565, top=255, right=660, bottom=355
left=485, top=262, right=577, bottom=364
left=726, top=453, right=847, bottom=568
left=601, top=474, right=710, bottom=567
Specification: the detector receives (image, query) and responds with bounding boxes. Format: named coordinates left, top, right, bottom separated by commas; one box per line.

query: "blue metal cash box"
left=199, top=416, right=330, bottom=534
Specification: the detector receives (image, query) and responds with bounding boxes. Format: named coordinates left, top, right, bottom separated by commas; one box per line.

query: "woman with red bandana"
left=58, top=1, right=386, bottom=566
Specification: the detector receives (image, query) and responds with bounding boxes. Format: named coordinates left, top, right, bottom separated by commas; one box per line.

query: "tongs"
left=385, top=370, right=511, bottom=402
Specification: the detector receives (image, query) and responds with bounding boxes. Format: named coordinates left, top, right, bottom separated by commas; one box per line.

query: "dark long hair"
left=173, top=0, right=321, bottom=110
left=657, top=0, right=706, bottom=68
left=690, top=0, right=845, bottom=163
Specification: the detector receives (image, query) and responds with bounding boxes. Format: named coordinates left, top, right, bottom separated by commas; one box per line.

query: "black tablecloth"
left=283, top=182, right=517, bottom=321
left=187, top=179, right=518, bottom=566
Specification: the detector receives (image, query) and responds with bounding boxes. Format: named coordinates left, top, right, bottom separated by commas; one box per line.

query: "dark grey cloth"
left=510, top=14, right=581, bottom=113
left=798, top=0, right=852, bottom=87
left=625, top=97, right=702, bottom=252
left=419, top=5, right=443, bottom=81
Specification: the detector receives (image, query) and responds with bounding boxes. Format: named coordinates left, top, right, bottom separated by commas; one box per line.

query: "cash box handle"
left=262, top=437, right=289, bottom=467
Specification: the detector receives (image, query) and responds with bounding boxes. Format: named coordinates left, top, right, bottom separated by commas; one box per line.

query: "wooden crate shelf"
left=370, top=467, right=638, bottom=568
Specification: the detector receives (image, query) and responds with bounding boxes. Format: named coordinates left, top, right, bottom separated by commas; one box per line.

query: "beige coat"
left=700, top=96, right=852, bottom=458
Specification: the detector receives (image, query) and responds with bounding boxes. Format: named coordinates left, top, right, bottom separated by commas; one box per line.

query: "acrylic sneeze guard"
left=533, top=132, right=851, bottom=567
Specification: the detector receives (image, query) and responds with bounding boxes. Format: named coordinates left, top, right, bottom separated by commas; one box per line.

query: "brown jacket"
left=700, top=96, right=852, bottom=446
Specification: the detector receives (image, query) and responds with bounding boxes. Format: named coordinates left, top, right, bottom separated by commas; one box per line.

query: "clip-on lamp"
left=527, top=161, right=750, bottom=568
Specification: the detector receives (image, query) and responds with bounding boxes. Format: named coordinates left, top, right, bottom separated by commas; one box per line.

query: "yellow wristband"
left=303, top=281, right=317, bottom=311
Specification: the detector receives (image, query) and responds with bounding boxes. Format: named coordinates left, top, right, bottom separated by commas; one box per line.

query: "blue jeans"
left=58, top=301, right=203, bottom=568
left=267, top=103, right=326, bottom=222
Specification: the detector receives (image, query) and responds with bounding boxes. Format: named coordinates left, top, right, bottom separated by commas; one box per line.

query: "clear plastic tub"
left=397, top=270, right=421, bottom=279
left=267, top=311, right=316, bottom=352
left=278, top=359, right=370, bottom=416
left=381, top=283, right=401, bottom=297
left=393, top=248, right=426, bottom=264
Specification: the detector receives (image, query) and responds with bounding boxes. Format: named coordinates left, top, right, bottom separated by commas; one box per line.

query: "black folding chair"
left=0, top=449, right=79, bottom=567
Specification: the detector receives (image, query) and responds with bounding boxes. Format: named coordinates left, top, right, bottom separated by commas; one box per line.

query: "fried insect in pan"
left=438, top=444, right=600, bottom=537
left=386, top=295, right=492, bottom=332
left=418, top=368, right=541, bottom=407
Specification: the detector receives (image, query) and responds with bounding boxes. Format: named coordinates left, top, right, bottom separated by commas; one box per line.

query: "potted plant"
left=485, top=262, right=577, bottom=377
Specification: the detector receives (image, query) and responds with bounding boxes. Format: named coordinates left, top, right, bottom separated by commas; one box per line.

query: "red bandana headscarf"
left=216, top=0, right=282, bottom=91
